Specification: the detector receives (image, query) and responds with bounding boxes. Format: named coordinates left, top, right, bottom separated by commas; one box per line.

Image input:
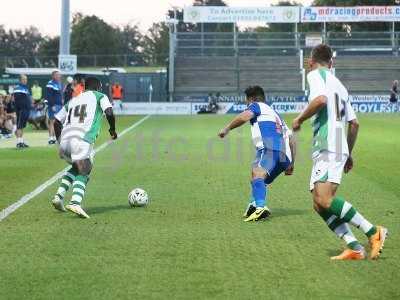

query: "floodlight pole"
left=391, top=22, right=397, bottom=56
left=168, top=8, right=178, bottom=102
left=60, top=0, right=71, bottom=55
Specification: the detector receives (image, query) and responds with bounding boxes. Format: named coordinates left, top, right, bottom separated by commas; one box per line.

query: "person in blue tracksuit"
left=46, top=70, right=63, bottom=144
left=12, top=75, right=32, bottom=149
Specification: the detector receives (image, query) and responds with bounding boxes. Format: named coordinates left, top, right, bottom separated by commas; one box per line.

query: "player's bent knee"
left=313, top=202, right=321, bottom=213
left=76, top=159, right=92, bottom=176
left=313, top=195, right=331, bottom=210
left=252, top=167, right=267, bottom=180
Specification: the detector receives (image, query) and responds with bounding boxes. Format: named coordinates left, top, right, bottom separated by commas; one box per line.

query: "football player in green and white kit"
left=292, top=44, right=387, bottom=260
left=52, top=77, right=117, bottom=218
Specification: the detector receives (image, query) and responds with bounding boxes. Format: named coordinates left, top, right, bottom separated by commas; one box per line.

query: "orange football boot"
left=369, top=226, right=388, bottom=260
left=331, top=248, right=366, bottom=260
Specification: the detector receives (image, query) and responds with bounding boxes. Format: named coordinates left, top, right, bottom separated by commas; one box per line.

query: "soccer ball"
left=128, top=188, right=149, bottom=207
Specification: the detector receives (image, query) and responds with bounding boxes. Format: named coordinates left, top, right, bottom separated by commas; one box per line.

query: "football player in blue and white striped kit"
left=218, top=86, right=296, bottom=222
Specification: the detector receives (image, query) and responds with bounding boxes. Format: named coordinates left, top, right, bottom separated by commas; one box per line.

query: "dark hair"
left=73, top=74, right=85, bottom=82
left=244, top=85, right=265, bottom=101
left=311, top=44, right=333, bottom=65
left=85, top=77, right=101, bottom=91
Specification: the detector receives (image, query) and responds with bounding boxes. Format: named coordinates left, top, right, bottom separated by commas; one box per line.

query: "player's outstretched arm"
left=104, top=107, right=117, bottom=140
left=292, top=95, right=327, bottom=131
left=218, top=110, right=254, bottom=138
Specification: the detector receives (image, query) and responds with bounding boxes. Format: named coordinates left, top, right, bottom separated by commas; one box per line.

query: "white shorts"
left=59, top=137, right=94, bottom=164
left=309, top=151, right=347, bottom=191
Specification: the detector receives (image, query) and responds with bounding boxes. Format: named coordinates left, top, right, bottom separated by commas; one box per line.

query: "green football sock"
left=317, top=209, right=361, bottom=250
left=329, top=197, right=377, bottom=238
left=56, top=167, right=78, bottom=199
left=70, top=175, right=89, bottom=205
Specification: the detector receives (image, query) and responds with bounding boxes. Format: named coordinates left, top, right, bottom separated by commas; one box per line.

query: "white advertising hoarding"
left=305, top=35, right=323, bottom=47
left=114, top=102, right=192, bottom=115
left=58, top=55, right=77, bottom=74
left=301, top=6, right=400, bottom=23
left=184, top=6, right=300, bottom=23
left=114, top=96, right=394, bottom=116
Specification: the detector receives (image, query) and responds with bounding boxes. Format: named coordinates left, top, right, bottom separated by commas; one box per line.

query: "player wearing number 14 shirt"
left=51, top=77, right=118, bottom=218
left=292, top=44, right=387, bottom=260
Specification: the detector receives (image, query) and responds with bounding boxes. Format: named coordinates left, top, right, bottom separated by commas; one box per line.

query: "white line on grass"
left=0, top=115, right=151, bottom=222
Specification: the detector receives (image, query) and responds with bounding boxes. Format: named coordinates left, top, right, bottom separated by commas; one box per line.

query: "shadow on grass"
left=87, top=204, right=131, bottom=215
left=327, top=249, right=342, bottom=257
left=271, top=207, right=309, bottom=218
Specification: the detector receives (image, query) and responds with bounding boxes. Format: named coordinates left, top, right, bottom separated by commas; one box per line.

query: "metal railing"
left=0, top=54, right=168, bottom=69
left=176, top=31, right=400, bottom=57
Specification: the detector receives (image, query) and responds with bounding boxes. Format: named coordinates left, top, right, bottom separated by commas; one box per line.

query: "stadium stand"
left=334, top=56, right=400, bottom=93
left=175, top=56, right=237, bottom=93
left=173, top=31, right=400, bottom=98
left=174, top=55, right=303, bottom=95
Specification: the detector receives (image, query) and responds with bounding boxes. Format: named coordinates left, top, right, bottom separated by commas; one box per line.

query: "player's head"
left=85, top=77, right=102, bottom=91
left=73, top=74, right=85, bottom=84
left=244, top=86, right=265, bottom=103
left=310, top=44, right=333, bottom=70
left=52, top=70, right=61, bottom=82
left=20, top=74, right=28, bottom=85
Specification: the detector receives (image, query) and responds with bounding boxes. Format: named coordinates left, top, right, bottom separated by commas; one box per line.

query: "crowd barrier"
left=114, top=95, right=397, bottom=115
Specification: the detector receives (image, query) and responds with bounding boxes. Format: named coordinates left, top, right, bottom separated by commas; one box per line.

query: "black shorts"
left=16, top=108, right=30, bottom=129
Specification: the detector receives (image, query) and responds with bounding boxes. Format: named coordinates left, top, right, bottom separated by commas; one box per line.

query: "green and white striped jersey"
left=307, top=67, right=357, bottom=158
left=55, top=90, right=112, bottom=144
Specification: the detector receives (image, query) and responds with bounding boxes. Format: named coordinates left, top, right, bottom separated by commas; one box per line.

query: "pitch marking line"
left=0, top=115, right=151, bottom=222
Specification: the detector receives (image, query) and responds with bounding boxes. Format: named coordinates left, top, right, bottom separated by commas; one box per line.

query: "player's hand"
left=218, top=128, right=229, bottom=139
left=109, top=129, right=118, bottom=140
left=285, top=164, right=294, bottom=176
left=292, top=117, right=302, bottom=132
left=344, top=156, right=353, bottom=173
left=58, top=147, right=64, bottom=159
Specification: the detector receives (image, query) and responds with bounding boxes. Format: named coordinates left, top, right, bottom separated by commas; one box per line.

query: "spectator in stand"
left=0, top=95, right=9, bottom=137
left=72, top=75, right=85, bottom=97
left=0, top=85, right=7, bottom=97
left=30, top=80, right=44, bottom=128
left=13, top=74, right=32, bottom=148
left=7, top=85, right=14, bottom=95
left=208, top=93, right=219, bottom=113
left=389, top=80, right=399, bottom=112
left=31, top=81, right=42, bottom=104
left=111, top=82, right=124, bottom=110
left=4, top=94, right=17, bottom=135
left=45, top=70, right=63, bottom=145
left=63, top=76, right=74, bottom=105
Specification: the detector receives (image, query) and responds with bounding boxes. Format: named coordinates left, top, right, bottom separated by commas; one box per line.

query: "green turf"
left=0, top=114, right=399, bottom=299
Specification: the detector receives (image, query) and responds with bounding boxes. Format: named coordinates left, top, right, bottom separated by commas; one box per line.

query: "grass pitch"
left=0, top=114, right=399, bottom=299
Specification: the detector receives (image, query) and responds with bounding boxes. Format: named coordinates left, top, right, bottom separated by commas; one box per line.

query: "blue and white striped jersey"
left=247, top=101, right=292, bottom=162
